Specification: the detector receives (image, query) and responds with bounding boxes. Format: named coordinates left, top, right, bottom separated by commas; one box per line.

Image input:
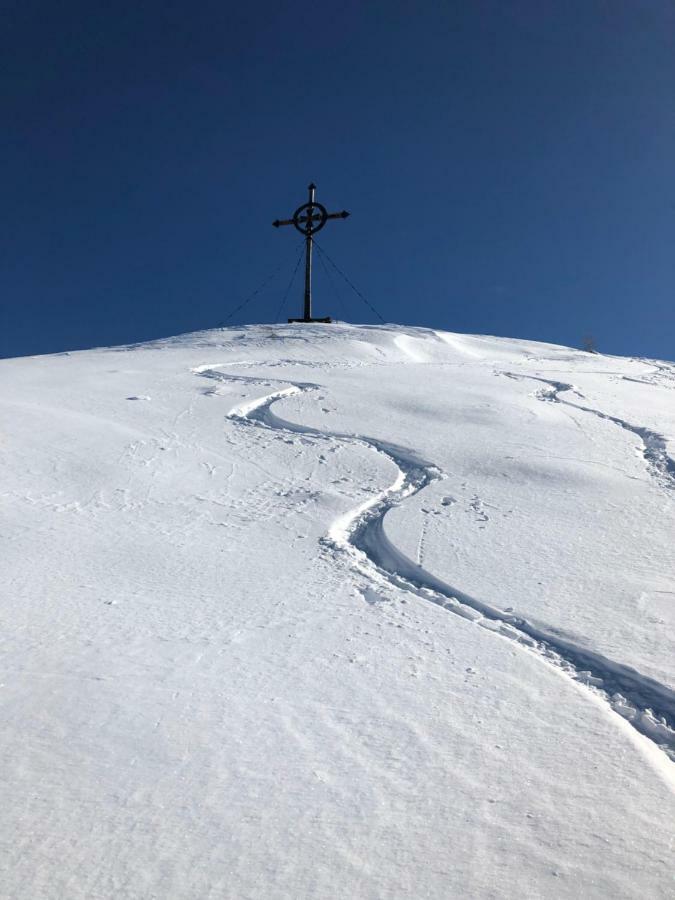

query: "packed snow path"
left=198, top=366, right=675, bottom=759
left=2, top=324, right=674, bottom=899
left=501, top=371, right=675, bottom=490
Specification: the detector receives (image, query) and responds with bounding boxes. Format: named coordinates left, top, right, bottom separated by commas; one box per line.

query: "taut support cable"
left=313, top=240, right=386, bottom=324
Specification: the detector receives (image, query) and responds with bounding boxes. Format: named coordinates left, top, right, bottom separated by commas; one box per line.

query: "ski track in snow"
left=500, top=371, right=675, bottom=491
left=194, top=365, right=675, bottom=765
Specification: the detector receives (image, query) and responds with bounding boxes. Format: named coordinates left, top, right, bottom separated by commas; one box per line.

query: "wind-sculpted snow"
left=4, top=325, right=675, bottom=900
left=197, top=365, right=675, bottom=763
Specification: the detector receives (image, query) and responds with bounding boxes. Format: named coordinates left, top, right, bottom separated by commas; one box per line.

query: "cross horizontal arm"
left=273, top=210, right=348, bottom=228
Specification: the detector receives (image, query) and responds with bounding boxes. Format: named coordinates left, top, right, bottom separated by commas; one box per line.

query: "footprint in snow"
left=469, top=496, right=489, bottom=523
left=361, top=587, right=387, bottom=606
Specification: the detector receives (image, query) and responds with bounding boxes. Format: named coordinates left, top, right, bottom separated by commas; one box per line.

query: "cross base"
left=287, top=316, right=332, bottom=324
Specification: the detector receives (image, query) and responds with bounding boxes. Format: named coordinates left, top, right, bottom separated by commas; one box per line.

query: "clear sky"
left=3, top=1, right=674, bottom=360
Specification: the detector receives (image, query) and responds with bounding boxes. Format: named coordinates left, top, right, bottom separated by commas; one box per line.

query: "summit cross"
left=273, top=183, right=349, bottom=323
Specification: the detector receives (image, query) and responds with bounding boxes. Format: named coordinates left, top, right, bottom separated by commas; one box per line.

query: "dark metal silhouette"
left=273, top=183, right=349, bottom=323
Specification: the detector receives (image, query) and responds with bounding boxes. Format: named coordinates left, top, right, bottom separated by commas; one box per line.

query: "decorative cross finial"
left=273, top=183, right=350, bottom=323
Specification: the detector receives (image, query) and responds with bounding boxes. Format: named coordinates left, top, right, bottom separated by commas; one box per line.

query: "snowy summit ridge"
left=2, top=323, right=675, bottom=898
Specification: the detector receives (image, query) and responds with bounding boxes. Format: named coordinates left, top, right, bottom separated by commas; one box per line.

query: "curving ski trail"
left=195, top=365, right=675, bottom=765
left=501, top=371, right=675, bottom=491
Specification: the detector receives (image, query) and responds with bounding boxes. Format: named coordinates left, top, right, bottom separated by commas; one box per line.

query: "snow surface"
left=1, top=323, right=674, bottom=899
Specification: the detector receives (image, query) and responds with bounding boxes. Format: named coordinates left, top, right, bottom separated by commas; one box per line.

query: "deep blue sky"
left=3, top=1, right=674, bottom=360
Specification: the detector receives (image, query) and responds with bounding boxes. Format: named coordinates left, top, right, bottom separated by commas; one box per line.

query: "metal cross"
left=273, top=183, right=349, bottom=323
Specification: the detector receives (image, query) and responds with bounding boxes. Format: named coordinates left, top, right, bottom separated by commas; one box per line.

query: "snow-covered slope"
left=2, top=323, right=674, bottom=899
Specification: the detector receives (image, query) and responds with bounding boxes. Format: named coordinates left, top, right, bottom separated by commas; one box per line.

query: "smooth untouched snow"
left=1, top=323, right=674, bottom=899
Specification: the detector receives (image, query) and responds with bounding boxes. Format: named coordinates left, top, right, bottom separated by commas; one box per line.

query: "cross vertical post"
left=273, top=183, right=350, bottom=323
left=303, top=183, right=315, bottom=321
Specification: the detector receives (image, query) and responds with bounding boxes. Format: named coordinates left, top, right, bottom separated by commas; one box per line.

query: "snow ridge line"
left=195, top=366, right=675, bottom=762
left=501, top=372, right=675, bottom=490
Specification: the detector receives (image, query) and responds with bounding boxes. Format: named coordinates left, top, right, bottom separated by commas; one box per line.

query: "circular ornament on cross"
left=292, top=201, right=328, bottom=235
